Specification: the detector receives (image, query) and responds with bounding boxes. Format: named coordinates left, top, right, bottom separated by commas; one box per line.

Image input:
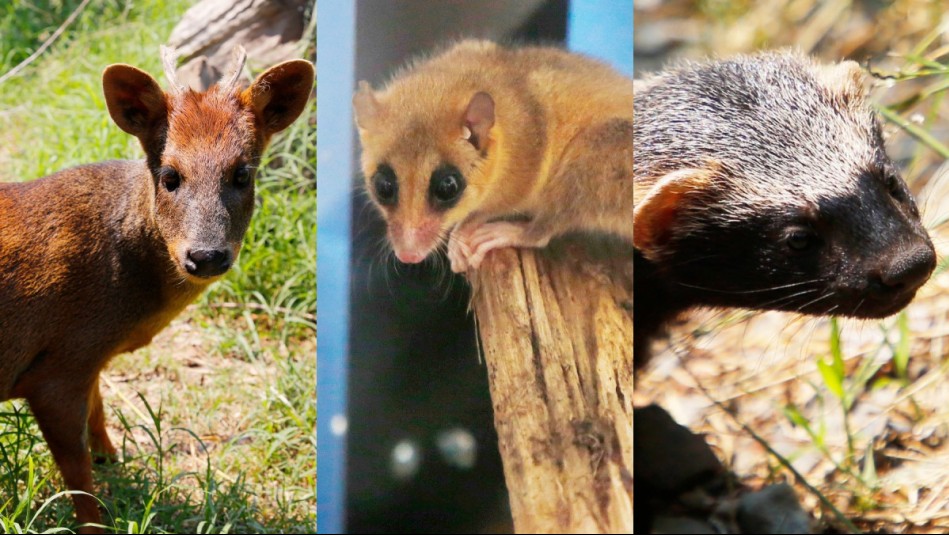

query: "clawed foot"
left=448, top=221, right=549, bottom=273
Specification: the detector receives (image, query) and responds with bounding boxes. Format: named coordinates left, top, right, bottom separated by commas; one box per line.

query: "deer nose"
left=185, top=249, right=232, bottom=278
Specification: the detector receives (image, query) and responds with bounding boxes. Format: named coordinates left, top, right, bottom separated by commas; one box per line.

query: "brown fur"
left=353, top=40, right=633, bottom=268
left=0, top=50, right=313, bottom=533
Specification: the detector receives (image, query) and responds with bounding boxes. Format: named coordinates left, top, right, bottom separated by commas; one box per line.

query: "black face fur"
left=369, top=162, right=468, bottom=212
left=662, top=165, right=934, bottom=319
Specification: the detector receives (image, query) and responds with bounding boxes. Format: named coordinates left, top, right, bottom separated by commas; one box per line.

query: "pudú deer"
left=0, top=46, right=313, bottom=533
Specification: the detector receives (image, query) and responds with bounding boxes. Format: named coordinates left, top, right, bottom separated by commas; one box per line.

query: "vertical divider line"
left=317, top=0, right=357, bottom=532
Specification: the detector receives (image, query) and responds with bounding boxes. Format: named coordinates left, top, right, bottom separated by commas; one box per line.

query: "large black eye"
left=429, top=165, right=466, bottom=209
left=786, top=229, right=816, bottom=252
left=159, top=167, right=181, bottom=192
left=372, top=166, right=398, bottom=206
left=434, top=174, right=460, bottom=200
left=234, top=166, right=253, bottom=188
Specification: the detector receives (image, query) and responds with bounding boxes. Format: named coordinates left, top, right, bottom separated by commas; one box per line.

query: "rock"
left=635, top=404, right=728, bottom=533
left=652, top=515, right=719, bottom=534
left=735, top=483, right=811, bottom=534
left=635, top=404, right=727, bottom=496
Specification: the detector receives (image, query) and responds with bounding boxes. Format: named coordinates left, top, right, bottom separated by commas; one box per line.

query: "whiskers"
left=677, top=278, right=825, bottom=296
left=353, top=222, right=469, bottom=303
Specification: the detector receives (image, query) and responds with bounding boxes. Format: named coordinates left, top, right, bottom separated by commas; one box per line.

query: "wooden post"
left=468, top=238, right=634, bottom=533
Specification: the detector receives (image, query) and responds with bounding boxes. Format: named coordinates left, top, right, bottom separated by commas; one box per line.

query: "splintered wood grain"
left=469, top=238, right=633, bottom=534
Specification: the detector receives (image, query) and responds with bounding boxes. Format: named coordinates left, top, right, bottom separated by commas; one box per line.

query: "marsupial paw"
left=466, top=221, right=534, bottom=268
left=448, top=239, right=470, bottom=273
left=448, top=226, right=474, bottom=272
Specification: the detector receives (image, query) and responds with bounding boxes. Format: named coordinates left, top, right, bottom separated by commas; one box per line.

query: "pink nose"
left=395, top=250, right=426, bottom=264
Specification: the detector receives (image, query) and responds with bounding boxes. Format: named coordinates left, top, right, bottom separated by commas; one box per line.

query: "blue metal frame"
left=567, top=0, right=634, bottom=75
left=316, top=0, right=356, bottom=532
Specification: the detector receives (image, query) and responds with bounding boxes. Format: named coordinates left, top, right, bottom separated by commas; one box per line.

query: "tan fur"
left=355, top=40, right=633, bottom=264
left=0, top=51, right=312, bottom=533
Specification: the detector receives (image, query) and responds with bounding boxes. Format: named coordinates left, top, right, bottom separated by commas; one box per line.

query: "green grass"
left=0, top=1, right=315, bottom=532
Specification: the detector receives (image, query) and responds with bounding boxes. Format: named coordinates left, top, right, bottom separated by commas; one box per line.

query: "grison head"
left=102, top=46, right=313, bottom=282
left=634, top=51, right=936, bottom=318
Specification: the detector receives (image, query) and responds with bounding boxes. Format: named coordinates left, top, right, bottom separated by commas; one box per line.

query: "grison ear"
left=243, top=59, right=314, bottom=136
left=353, top=80, right=381, bottom=131
left=102, top=64, right=168, bottom=138
left=634, top=168, right=713, bottom=259
left=815, top=60, right=866, bottom=104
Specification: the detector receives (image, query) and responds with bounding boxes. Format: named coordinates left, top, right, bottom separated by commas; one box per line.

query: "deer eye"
left=159, top=167, right=181, bottom=192
left=234, top=166, right=253, bottom=188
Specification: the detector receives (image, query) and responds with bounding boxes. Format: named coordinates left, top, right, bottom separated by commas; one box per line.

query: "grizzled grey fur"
left=637, top=51, right=885, bottom=232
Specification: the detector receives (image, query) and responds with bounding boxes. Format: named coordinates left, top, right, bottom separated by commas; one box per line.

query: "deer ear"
left=634, top=168, right=713, bottom=259
left=462, top=91, right=494, bottom=151
left=102, top=64, right=167, bottom=137
left=243, top=59, right=314, bottom=136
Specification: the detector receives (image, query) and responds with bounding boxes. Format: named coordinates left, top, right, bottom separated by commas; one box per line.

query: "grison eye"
left=786, top=229, right=816, bottom=252
left=885, top=172, right=906, bottom=201
left=372, top=166, right=398, bottom=206
left=159, top=167, right=181, bottom=192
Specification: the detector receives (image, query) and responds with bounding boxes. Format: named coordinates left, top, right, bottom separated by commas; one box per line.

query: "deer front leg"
left=28, top=383, right=103, bottom=534
left=87, top=377, right=117, bottom=465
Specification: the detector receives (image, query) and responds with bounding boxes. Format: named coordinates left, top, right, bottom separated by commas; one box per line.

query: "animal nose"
left=875, top=243, right=936, bottom=293
left=185, top=248, right=231, bottom=278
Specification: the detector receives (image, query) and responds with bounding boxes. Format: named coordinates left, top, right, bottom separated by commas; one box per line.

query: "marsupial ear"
left=353, top=80, right=380, bottom=131
left=634, top=168, right=714, bottom=259
left=462, top=91, right=494, bottom=151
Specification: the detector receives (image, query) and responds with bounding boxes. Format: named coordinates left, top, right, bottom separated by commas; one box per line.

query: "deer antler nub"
left=160, top=45, right=185, bottom=93
left=220, top=45, right=248, bottom=93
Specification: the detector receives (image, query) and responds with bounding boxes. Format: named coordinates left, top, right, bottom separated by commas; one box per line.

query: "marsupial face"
left=634, top=51, right=936, bottom=319
left=353, top=79, right=495, bottom=264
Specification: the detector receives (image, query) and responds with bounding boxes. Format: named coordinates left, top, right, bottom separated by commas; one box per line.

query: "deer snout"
left=185, top=248, right=232, bottom=278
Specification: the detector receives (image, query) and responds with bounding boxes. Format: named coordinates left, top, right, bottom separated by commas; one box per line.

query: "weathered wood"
left=469, top=237, right=634, bottom=533
left=167, top=0, right=310, bottom=91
